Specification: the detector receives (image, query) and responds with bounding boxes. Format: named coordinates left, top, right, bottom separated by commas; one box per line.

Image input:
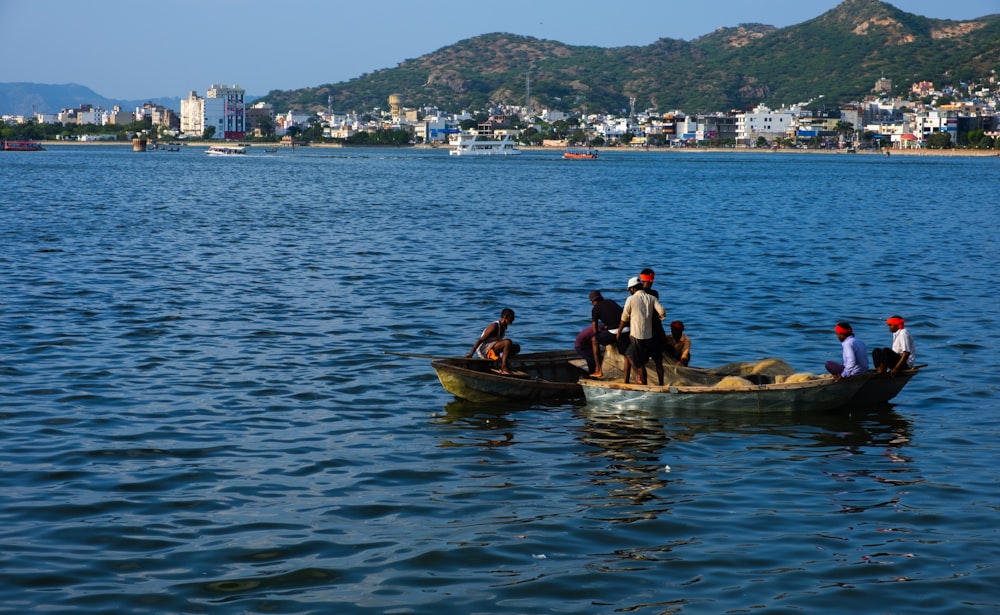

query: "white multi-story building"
left=205, top=84, right=245, bottom=140
left=180, top=91, right=205, bottom=136
left=675, top=115, right=699, bottom=141
left=736, top=104, right=797, bottom=145
left=912, top=109, right=958, bottom=144
left=77, top=108, right=101, bottom=125
left=180, top=84, right=245, bottom=139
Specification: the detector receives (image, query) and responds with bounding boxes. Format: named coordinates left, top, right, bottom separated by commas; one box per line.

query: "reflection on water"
left=574, top=403, right=916, bottom=524
left=577, top=406, right=673, bottom=518
left=435, top=393, right=920, bottom=532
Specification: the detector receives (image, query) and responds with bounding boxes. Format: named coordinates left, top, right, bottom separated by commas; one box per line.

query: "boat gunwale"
left=579, top=371, right=874, bottom=412
left=579, top=373, right=863, bottom=395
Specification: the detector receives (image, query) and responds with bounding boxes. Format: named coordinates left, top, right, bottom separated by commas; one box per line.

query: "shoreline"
left=31, top=139, right=1000, bottom=157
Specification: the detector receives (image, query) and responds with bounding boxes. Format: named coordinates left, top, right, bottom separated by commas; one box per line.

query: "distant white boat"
left=449, top=132, right=520, bottom=156
left=206, top=146, right=246, bottom=156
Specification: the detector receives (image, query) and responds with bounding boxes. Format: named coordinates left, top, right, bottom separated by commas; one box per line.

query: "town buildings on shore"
left=180, top=84, right=246, bottom=140
left=3, top=77, right=999, bottom=149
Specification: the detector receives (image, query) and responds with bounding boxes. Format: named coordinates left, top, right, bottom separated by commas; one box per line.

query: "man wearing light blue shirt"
left=825, top=321, right=869, bottom=381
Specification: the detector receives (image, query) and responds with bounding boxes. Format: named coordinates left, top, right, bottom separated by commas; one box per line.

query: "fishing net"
left=600, top=346, right=821, bottom=387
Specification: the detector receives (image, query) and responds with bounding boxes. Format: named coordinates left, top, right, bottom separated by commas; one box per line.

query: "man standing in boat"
left=826, top=321, right=869, bottom=381
left=639, top=268, right=667, bottom=385
left=616, top=277, right=666, bottom=386
left=466, top=308, right=520, bottom=375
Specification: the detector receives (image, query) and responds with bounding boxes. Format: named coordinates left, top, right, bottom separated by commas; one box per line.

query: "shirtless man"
left=466, top=308, right=520, bottom=374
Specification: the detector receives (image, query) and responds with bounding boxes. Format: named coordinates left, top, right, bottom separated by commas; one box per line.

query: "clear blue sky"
left=1, top=0, right=996, bottom=100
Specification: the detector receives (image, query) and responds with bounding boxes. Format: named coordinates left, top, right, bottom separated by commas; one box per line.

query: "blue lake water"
left=1, top=145, right=998, bottom=613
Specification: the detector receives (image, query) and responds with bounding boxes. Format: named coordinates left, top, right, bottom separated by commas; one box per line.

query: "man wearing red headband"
left=638, top=268, right=666, bottom=384
left=872, top=315, right=915, bottom=375
left=665, top=321, right=691, bottom=366
left=825, top=321, right=869, bottom=381
left=617, top=276, right=666, bottom=386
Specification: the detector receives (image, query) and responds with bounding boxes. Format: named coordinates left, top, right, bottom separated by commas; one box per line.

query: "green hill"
left=260, top=0, right=1000, bottom=116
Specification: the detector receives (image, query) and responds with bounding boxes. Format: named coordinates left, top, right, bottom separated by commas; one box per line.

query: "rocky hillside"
left=261, top=0, right=1000, bottom=115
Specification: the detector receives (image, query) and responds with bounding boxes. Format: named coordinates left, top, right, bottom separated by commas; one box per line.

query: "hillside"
left=261, top=0, right=1000, bottom=115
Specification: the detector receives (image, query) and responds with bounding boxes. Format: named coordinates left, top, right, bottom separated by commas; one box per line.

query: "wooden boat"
left=431, top=350, right=585, bottom=402
left=563, top=148, right=598, bottom=159
left=851, top=367, right=922, bottom=404
left=580, top=372, right=873, bottom=413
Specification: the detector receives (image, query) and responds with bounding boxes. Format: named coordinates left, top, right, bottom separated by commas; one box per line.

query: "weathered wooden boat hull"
left=432, top=350, right=585, bottom=402
left=851, top=369, right=918, bottom=404
left=580, top=373, right=872, bottom=413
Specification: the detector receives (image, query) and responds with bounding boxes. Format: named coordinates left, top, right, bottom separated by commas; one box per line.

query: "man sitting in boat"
left=664, top=320, right=692, bottom=366
left=466, top=308, right=520, bottom=375
left=872, top=315, right=915, bottom=375
left=825, top=321, right=869, bottom=381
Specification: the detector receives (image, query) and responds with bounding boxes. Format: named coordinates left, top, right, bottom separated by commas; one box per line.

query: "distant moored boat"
left=3, top=140, right=45, bottom=151
left=206, top=145, right=246, bottom=156
left=449, top=131, right=521, bottom=156
left=563, top=147, right=598, bottom=159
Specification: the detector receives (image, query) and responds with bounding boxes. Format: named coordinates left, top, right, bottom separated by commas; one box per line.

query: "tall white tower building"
left=205, top=84, right=246, bottom=140
left=180, top=91, right=204, bottom=136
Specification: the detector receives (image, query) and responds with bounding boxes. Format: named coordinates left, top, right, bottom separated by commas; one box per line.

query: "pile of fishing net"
left=601, top=347, right=824, bottom=388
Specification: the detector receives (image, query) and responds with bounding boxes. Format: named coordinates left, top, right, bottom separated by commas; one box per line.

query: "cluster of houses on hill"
left=3, top=77, right=999, bottom=148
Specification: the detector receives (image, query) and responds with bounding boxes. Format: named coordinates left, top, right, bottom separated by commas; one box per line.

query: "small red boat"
left=563, top=148, right=598, bottom=159
left=3, top=140, right=46, bottom=151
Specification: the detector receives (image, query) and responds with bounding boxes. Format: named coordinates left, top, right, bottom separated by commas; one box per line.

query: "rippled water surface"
left=2, top=145, right=999, bottom=613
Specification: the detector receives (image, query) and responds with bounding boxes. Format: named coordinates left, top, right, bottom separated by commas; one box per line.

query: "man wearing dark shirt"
left=587, top=290, right=625, bottom=378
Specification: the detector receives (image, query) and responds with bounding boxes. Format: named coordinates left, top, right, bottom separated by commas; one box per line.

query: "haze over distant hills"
left=0, top=83, right=184, bottom=117
left=3, top=0, right=998, bottom=118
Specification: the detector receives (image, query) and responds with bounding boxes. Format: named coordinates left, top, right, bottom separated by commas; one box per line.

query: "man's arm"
left=654, top=298, right=666, bottom=321
left=616, top=299, right=632, bottom=342
left=842, top=341, right=860, bottom=377
left=466, top=322, right=497, bottom=358
left=892, top=351, right=911, bottom=374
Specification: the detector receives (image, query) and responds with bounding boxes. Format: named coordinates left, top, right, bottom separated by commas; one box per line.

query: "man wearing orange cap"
left=825, top=321, right=869, bottom=381
left=872, top=315, right=915, bottom=375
